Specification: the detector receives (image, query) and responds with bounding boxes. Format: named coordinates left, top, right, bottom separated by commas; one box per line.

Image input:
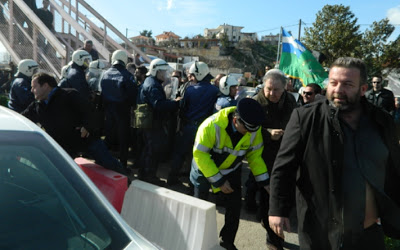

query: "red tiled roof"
left=130, top=35, right=152, bottom=40
left=155, top=31, right=180, bottom=39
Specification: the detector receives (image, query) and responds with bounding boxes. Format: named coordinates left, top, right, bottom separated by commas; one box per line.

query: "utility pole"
left=298, top=19, right=302, bottom=41
left=276, top=27, right=282, bottom=67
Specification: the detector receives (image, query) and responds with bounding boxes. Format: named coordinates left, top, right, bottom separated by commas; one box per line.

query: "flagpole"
left=276, top=27, right=282, bottom=67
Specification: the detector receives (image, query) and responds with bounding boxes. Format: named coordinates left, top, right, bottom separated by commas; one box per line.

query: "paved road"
left=128, top=158, right=300, bottom=250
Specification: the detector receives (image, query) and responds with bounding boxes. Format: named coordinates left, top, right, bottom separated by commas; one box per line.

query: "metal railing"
left=53, top=0, right=150, bottom=62
left=0, top=0, right=150, bottom=79
left=0, top=0, right=67, bottom=79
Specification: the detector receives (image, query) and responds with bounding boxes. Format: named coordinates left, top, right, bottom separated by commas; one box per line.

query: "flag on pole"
left=279, top=28, right=328, bottom=86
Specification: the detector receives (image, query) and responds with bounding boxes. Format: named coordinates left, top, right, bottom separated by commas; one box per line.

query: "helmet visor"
left=83, top=57, right=92, bottom=68
left=31, top=66, right=39, bottom=75
left=158, top=69, right=171, bottom=83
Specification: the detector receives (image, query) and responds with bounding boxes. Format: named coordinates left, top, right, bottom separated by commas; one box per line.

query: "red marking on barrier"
left=74, top=157, right=128, bottom=213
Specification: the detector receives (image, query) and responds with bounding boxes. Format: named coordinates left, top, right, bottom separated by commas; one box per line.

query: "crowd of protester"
left=3, top=44, right=400, bottom=249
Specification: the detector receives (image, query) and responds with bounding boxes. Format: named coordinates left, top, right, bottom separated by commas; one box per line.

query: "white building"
left=241, top=32, right=258, bottom=42
left=204, top=24, right=255, bottom=43
left=261, top=34, right=280, bottom=45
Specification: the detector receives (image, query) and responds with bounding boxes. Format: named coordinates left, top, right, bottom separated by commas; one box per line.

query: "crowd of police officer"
left=5, top=49, right=244, bottom=184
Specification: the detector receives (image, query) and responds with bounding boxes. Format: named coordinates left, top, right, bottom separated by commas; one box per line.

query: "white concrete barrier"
left=121, top=180, right=221, bottom=250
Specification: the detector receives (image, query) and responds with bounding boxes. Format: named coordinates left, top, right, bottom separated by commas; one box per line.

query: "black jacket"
left=269, top=98, right=400, bottom=249
left=23, top=0, right=37, bottom=11
left=21, top=88, right=95, bottom=156
left=253, top=90, right=297, bottom=169
left=365, top=88, right=395, bottom=114
left=8, top=73, right=34, bottom=113
left=64, top=63, right=91, bottom=101
left=137, top=76, right=179, bottom=125
left=36, top=8, right=54, bottom=31
left=100, top=64, right=137, bottom=104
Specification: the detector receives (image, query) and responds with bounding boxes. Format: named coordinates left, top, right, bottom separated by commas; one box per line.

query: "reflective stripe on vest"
left=192, top=158, right=224, bottom=183
left=214, top=123, right=221, bottom=148
left=254, top=172, right=269, bottom=182
left=207, top=171, right=224, bottom=183
left=194, top=141, right=211, bottom=153
left=250, top=131, right=257, bottom=143
left=212, top=146, right=247, bottom=157
left=220, top=161, right=242, bottom=175
left=212, top=123, right=258, bottom=156
left=248, top=141, right=263, bottom=152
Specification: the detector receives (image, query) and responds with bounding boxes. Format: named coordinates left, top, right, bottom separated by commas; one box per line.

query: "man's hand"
left=268, top=129, right=284, bottom=141
left=175, top=96, right=183, bottom=101
left=76, top=127, right=90, bottom=138
left=220, top=180, right=234, bottom=194
left=269, top=216, right=290, bottom=240
left=264, top=185, right=270, bottom=194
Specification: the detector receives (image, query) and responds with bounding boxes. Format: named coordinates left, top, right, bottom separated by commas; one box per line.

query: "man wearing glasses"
left=365, top=76, right=395, bottom=114
left=301, top=83, right=322, bottom=105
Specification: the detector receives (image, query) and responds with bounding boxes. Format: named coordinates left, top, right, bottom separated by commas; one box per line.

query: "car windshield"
left=0, top=131, right=131, bottom=249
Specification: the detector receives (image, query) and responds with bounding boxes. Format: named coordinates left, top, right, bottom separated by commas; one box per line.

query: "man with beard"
left=269, top=57, right=400, bottom=249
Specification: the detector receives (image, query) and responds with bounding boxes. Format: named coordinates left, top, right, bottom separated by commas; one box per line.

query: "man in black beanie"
left=190, top=98, right=270, bottom=250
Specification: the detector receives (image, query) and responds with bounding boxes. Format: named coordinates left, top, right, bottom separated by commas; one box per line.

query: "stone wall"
left=168, top=46, right=243, bottom=74
left=170, top=46, right=220, bottom=60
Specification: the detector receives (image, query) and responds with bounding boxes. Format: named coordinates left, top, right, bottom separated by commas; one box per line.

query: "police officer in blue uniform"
left=63, top=50, right=92, bottom=101
left=58, top=64, right=70, bottom=88
left=87, top=60, right=106, bottom=92
left=100, top=50, right=137, bottom=169
left=8, top=59, right=39, bottom=113
left=167, top=61, right=219, bottom=185
left=137, top=59, right=181, bottom=184
left=214, top=75, right=239, bottom=113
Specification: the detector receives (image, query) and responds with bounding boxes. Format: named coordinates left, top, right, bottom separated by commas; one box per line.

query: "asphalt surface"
left=127, top=157, right=300, bottom=250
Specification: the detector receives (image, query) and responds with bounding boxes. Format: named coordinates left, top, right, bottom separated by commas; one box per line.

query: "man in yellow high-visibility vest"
left=190, top=98, right=270, bottom=250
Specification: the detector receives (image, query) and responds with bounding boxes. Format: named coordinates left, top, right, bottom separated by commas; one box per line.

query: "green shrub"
left=385, top=236, right=400, bottom=249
